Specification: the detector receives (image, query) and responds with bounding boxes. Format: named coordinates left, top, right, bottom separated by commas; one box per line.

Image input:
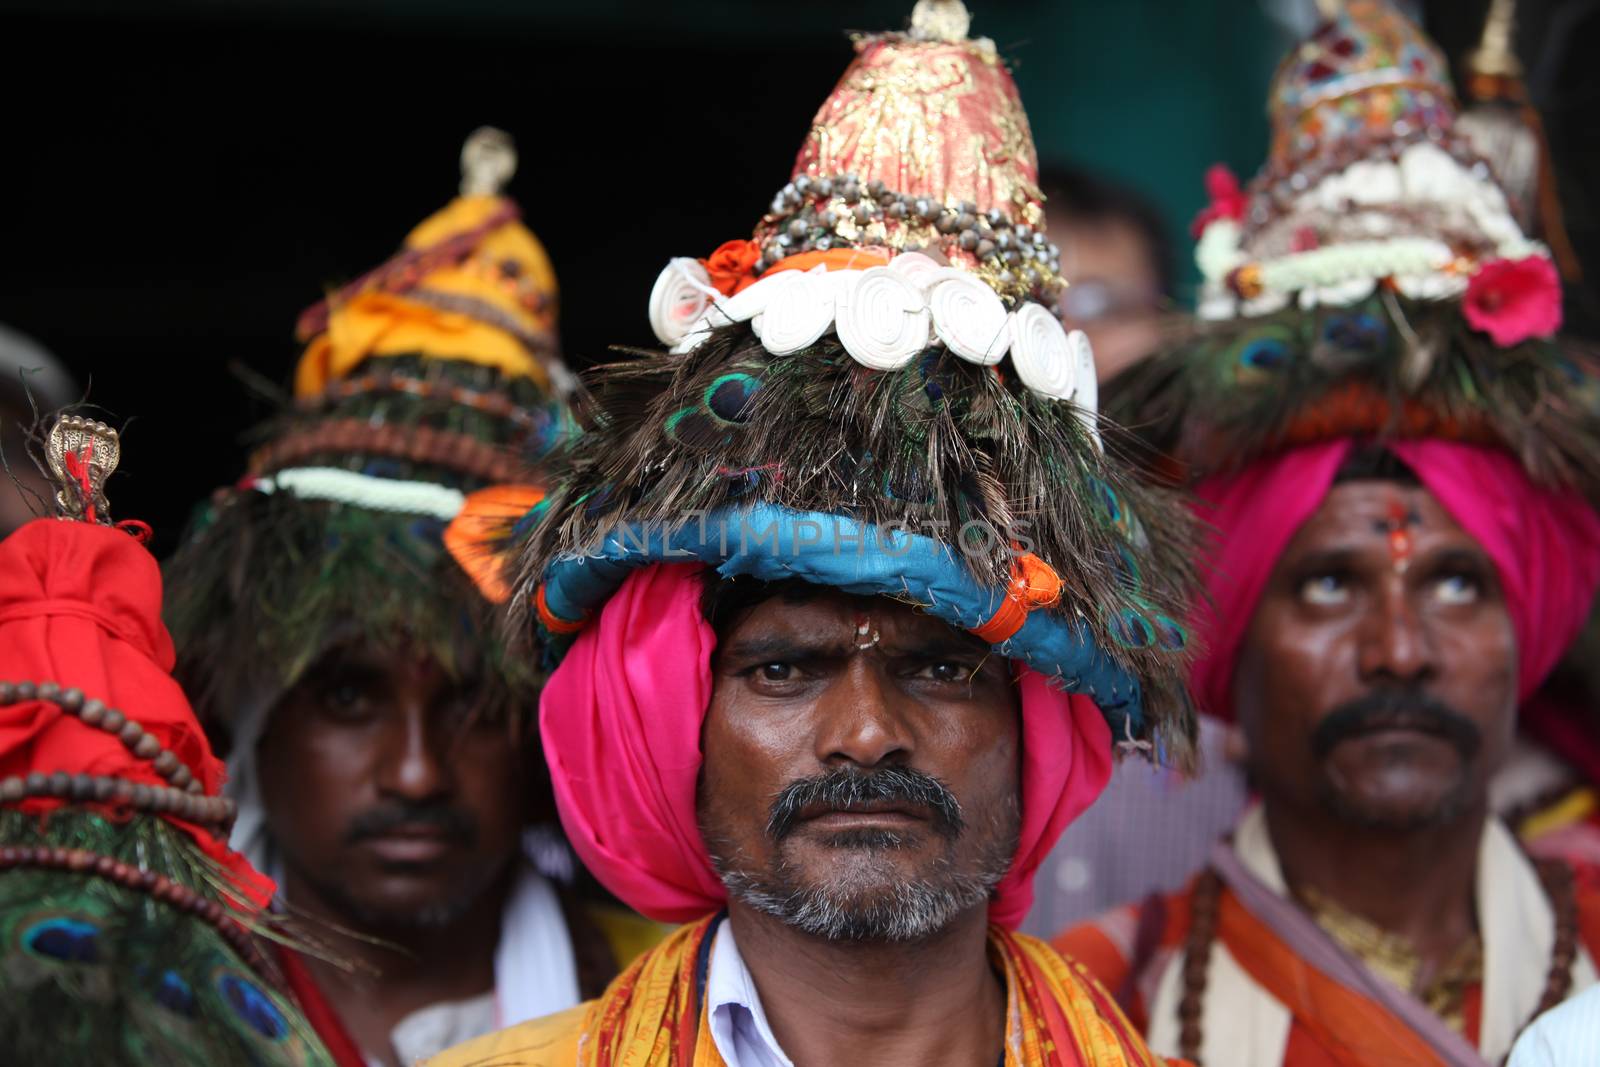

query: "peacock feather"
left=514, top=324, right=1202, bottom=766
left=1109, top=293, right=1600, bottom=504
left=163, top=353, right=557, bottom=752
left=0, top=809, right=332, bottom=1066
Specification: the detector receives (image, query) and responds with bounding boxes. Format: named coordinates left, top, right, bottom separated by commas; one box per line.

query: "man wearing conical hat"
left=0, top=414, right=334, bottom=1065
left=163, top=130, right=657, bottom=1067
left=430, top=4, right=1199, bottom=1065
left=1056, top=4, right=1600, bottom=1065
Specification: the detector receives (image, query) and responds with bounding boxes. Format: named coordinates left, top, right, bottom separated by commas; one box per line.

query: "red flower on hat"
left=1190, top=164, right=1249, bottom=238
left=702, top=239, right=762, bottom=298
left=1463, top=255, right=1562, bottom=348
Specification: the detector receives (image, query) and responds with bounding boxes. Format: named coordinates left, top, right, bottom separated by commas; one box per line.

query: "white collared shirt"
left=1511, top=984, right=1600, bottom=1066
left=706, top=922, right=794, bottom=1067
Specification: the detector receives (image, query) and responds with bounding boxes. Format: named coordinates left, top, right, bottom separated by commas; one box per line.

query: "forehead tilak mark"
left=1372, top=494, right=1422, bottom=575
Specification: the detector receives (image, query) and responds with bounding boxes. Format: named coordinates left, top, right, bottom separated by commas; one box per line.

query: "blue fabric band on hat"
left=539, top=502, right=1145, bottom=738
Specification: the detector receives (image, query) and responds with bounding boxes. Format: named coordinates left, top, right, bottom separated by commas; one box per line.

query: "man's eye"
left=1299, top=574, right=1349, bottom=606
left=319, top=682, right=371, bottom=717
left=1434, top=573, right=1481, bottom=606
left=921, top=661, right=970, bottom=683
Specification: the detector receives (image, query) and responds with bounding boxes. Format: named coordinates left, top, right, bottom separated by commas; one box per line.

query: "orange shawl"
left=429, top=915, right=1179, bottom=1067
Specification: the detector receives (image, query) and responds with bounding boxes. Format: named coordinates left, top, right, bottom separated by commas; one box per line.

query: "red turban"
left=539, top=562, right=1114, bottom=928
left=0, top=519, right=272, bottom=907
left=1190, top=439, right=1600, bottom=719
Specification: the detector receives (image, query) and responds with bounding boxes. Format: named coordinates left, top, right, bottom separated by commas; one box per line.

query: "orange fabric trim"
left=971, top=553, right=1064, bottom=644
left=536, top=584, right=587, bottom=635
left=1276, top=381, right=1500, bottom=452
left=1214, top=888, right=1452, bottom=1067
left=441, top=484, right=545, bottom=604
left=760, top=246, right=894, bottom=277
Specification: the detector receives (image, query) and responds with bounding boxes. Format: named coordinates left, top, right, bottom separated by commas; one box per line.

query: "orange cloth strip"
left=972, top=553, right=1064, bottom=644
left=760, top=246, right=894, bottom=277
left=536, top=584, right=587, bottom=635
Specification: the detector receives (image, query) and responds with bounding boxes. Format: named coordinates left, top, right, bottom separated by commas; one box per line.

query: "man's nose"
left=375, top=703, right=453, bottom=800
left=1357, top=577, right=1438, bottom=685
left=813, top=658, right=915, bottom=769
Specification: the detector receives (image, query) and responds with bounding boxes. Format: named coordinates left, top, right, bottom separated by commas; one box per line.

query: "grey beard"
left=708, top=797, right=1018, bottom=944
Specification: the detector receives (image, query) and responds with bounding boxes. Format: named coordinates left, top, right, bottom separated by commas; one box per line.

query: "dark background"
left=0, top=0, right=1595, bottom=553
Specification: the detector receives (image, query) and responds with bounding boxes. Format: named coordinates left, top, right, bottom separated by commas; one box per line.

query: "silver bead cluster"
left=759, top=172, right=1066, bottom=302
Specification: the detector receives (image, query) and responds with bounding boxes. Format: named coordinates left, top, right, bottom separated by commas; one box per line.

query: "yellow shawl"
left=427, top=915, right=1178, bottom=1066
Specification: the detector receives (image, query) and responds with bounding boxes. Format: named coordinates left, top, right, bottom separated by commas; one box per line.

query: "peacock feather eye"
left=1320, top=309, right=1388, bottom=354
left=705, top=372, right=763, bottom=424
left=1107, top=541, right=1144, bottom=594
left=1152, top=614, right=1188, bottom=652
left=1108, top=607, right=1158, bottom=650
left=22, top=915, right=101, bottom=964
left=215, top=971, right=288, bottom=1042
left=154, top=969, right=198, bottom=1017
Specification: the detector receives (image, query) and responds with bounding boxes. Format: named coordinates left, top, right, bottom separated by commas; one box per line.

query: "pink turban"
left=1191, top=438, right=1600, bottom=719
left=539, top=562, right=1114, bottom=928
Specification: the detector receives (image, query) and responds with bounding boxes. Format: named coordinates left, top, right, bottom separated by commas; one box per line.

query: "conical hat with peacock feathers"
left=0, top=415, right=333, bottom=1065
left=1110, top=0, right=1600, bottom=500
left=449, top=0, right=1201, bottom=762
left=164, top=128, right=572, bottom=755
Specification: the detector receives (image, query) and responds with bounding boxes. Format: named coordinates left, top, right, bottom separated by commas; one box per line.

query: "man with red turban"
left=1057, top=4, right=1600, bottom=1065
left=0, top=414, right=333, bottom=1065
left=430, top=3, right=1199, bottom=1065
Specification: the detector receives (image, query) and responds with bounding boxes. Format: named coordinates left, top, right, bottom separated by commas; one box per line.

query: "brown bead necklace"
left=1175, top=859, right=1579, bottom=1065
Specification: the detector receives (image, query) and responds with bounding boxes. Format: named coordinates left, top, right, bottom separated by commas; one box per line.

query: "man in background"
left=1040, top=165, right=1174, bottom=382
left=163, top=130, right=655, bottom=1067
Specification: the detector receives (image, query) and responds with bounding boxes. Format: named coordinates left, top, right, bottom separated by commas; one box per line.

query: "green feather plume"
left=0, top=809, right=332, bottom=1066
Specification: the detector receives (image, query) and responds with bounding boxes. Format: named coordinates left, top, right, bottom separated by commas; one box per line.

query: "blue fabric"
left=539, top=503, right=1145, bottom=736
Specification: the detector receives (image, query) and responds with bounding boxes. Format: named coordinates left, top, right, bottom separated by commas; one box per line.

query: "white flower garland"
left=1196, top=141, right=1551, bottom=320
left=251, top=467, right=465, bottom=520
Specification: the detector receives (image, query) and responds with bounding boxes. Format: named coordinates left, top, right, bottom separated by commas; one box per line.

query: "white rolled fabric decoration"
left=886, top=251, right=947, bottom=293
left=669, top=311, right=718, bottom=354
left=1007, top=303, right=1078, bottom=400
left=836, top=266, right=931, bottom=370
left=928, top=270, right=1010, bottom=365
left=721, top=270, right=802, bottom=323
left=1065, top=330, right=1101, bottom=446
left=648, top=258, right=716, bottom=345
left=755, top=266, right=837, bottom=355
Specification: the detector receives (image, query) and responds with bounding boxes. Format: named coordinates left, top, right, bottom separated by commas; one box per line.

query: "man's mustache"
left=767, top=766, right=965, bottom=841
left=1310, top=689, right=1482, bottom=761
left=342, top=801, right=479, bottom=846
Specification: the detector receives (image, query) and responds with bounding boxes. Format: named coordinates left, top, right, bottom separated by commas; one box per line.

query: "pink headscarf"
left=540, top=562, right=1113, bottom=928
left=1190, top=438, right=1600, bottom=719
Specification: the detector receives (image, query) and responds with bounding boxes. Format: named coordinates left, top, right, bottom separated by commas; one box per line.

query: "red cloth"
left=0, top=518, right=273, bottom=907
left=539, top=562, right=1115, bottom=928
left=1189, top=439, right=1600, bottom=719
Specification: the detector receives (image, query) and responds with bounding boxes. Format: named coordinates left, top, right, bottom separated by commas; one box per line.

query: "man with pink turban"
left=1057, top=4, right=1600, bottom=1066
left=428, top=4, right=1199, bottom=1066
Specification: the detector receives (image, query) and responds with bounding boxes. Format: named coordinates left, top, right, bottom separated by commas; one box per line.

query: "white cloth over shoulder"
left=1510, top=983, right=1600, bottom=1066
